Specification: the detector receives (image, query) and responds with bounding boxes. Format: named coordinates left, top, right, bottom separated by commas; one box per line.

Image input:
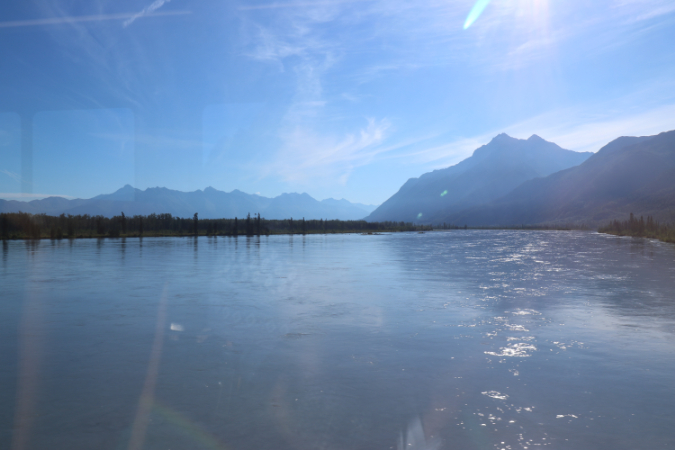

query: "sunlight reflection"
left=398, top=417, right=440, bottom=450
left=11, top=290, right=46, bottom=450
left=464, top=0, right=492, bottom=29
left=127, top=286, right=168, bottom=450
left=152, top=401, right=230, bottom=450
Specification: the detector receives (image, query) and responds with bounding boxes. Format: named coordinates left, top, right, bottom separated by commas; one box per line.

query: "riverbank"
left=0, top=229, right=423, bottom=240
left=0, top=212, right=430, bottom=240
left=598, top=214, right=675, bottom=244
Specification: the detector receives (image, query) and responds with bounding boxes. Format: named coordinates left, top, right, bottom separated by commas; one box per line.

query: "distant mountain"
left=0, top=186, right=378, bottom=221
left=442, top=130, right=675, bottom=226
left=261, top=193, right=376, bottom=220
left=366, top=134, right=592, bottom=223
left=321, top=198, right=377, bottom=215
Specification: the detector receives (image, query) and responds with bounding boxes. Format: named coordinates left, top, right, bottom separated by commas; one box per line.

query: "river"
left=1, top=231, right=674, bottom=449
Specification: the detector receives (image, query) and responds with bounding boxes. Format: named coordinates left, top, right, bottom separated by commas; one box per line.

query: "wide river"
left=1, top=231, right=674, bottom=450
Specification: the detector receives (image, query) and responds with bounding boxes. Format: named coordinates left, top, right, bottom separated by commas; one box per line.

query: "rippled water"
left=2, top=231, right=675, bottom=450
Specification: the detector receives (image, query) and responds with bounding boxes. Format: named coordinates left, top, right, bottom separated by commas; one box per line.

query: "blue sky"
left=1, top=0, right=674, bottom=204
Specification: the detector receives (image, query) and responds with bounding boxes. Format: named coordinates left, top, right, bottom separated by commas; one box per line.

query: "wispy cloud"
left=232, top=0, right=675, bottom=199
left=388, top=136, right=493, bottom=167
left=0, top=10, right=190, bottom=29
left=239, top=0, right=373, bottom=11
left=395, top=100, right=675, bottom=173
left=241, top=0, right=371, bottom=185
left=267, top=118, right=390, bottom=184
left=124, top=0, right=174, bottom=28
left=613, top=0, right=675, bottom=24
left=236, top=0, right=476, bottom=184
left=8, top=0, right=194, bottom=115
left=352, top=0, right=675, bottom=73
left=1, top=169, right=21, bottom=183
left=503, top=102, right=675, bottom=153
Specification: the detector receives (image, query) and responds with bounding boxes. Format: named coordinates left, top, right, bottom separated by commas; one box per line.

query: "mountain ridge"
left=0, top=186, right=378, bottom=221
left=366, top=133, right=592, bottom=223
left=439, top=130, right=675, bottom=226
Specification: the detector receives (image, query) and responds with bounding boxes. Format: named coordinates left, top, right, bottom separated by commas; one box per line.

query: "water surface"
left=2, top=231, right=674, bottom=449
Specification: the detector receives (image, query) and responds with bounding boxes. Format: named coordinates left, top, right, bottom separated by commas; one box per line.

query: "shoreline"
left=598, top=215, right=675, bottom=244
left=597, top=229, right=675, bottom=244
left=2, top=227, right=587, bottom=241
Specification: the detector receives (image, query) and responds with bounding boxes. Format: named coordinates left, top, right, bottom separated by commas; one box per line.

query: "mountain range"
left=366, top=134, right=592, bottom=223
left=369, top=130, right=675, bottom=227
left=442, top=130, right=675, bottom=226
left=0, top=186, right=378, bottom=221
left=4, top=129, right=674, bottom=227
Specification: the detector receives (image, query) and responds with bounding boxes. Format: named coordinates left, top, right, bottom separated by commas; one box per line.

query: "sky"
left=0, top=0, right=674, bottom=204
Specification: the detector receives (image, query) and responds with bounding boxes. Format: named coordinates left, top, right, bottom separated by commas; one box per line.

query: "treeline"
left=598, top=213, right=675, bottom=243
left=0, top=212, right=430, bottom=240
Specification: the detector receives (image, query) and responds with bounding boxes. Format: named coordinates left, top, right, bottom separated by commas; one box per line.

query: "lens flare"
left=440, top=190, right=448, bottom=197
left=464, top=0, right=491, bottom=30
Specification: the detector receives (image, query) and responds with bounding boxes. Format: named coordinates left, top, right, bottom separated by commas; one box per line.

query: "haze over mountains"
left=0, top=186, right=377, bottom=221
left=366, top=134, right=592, bottom=223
